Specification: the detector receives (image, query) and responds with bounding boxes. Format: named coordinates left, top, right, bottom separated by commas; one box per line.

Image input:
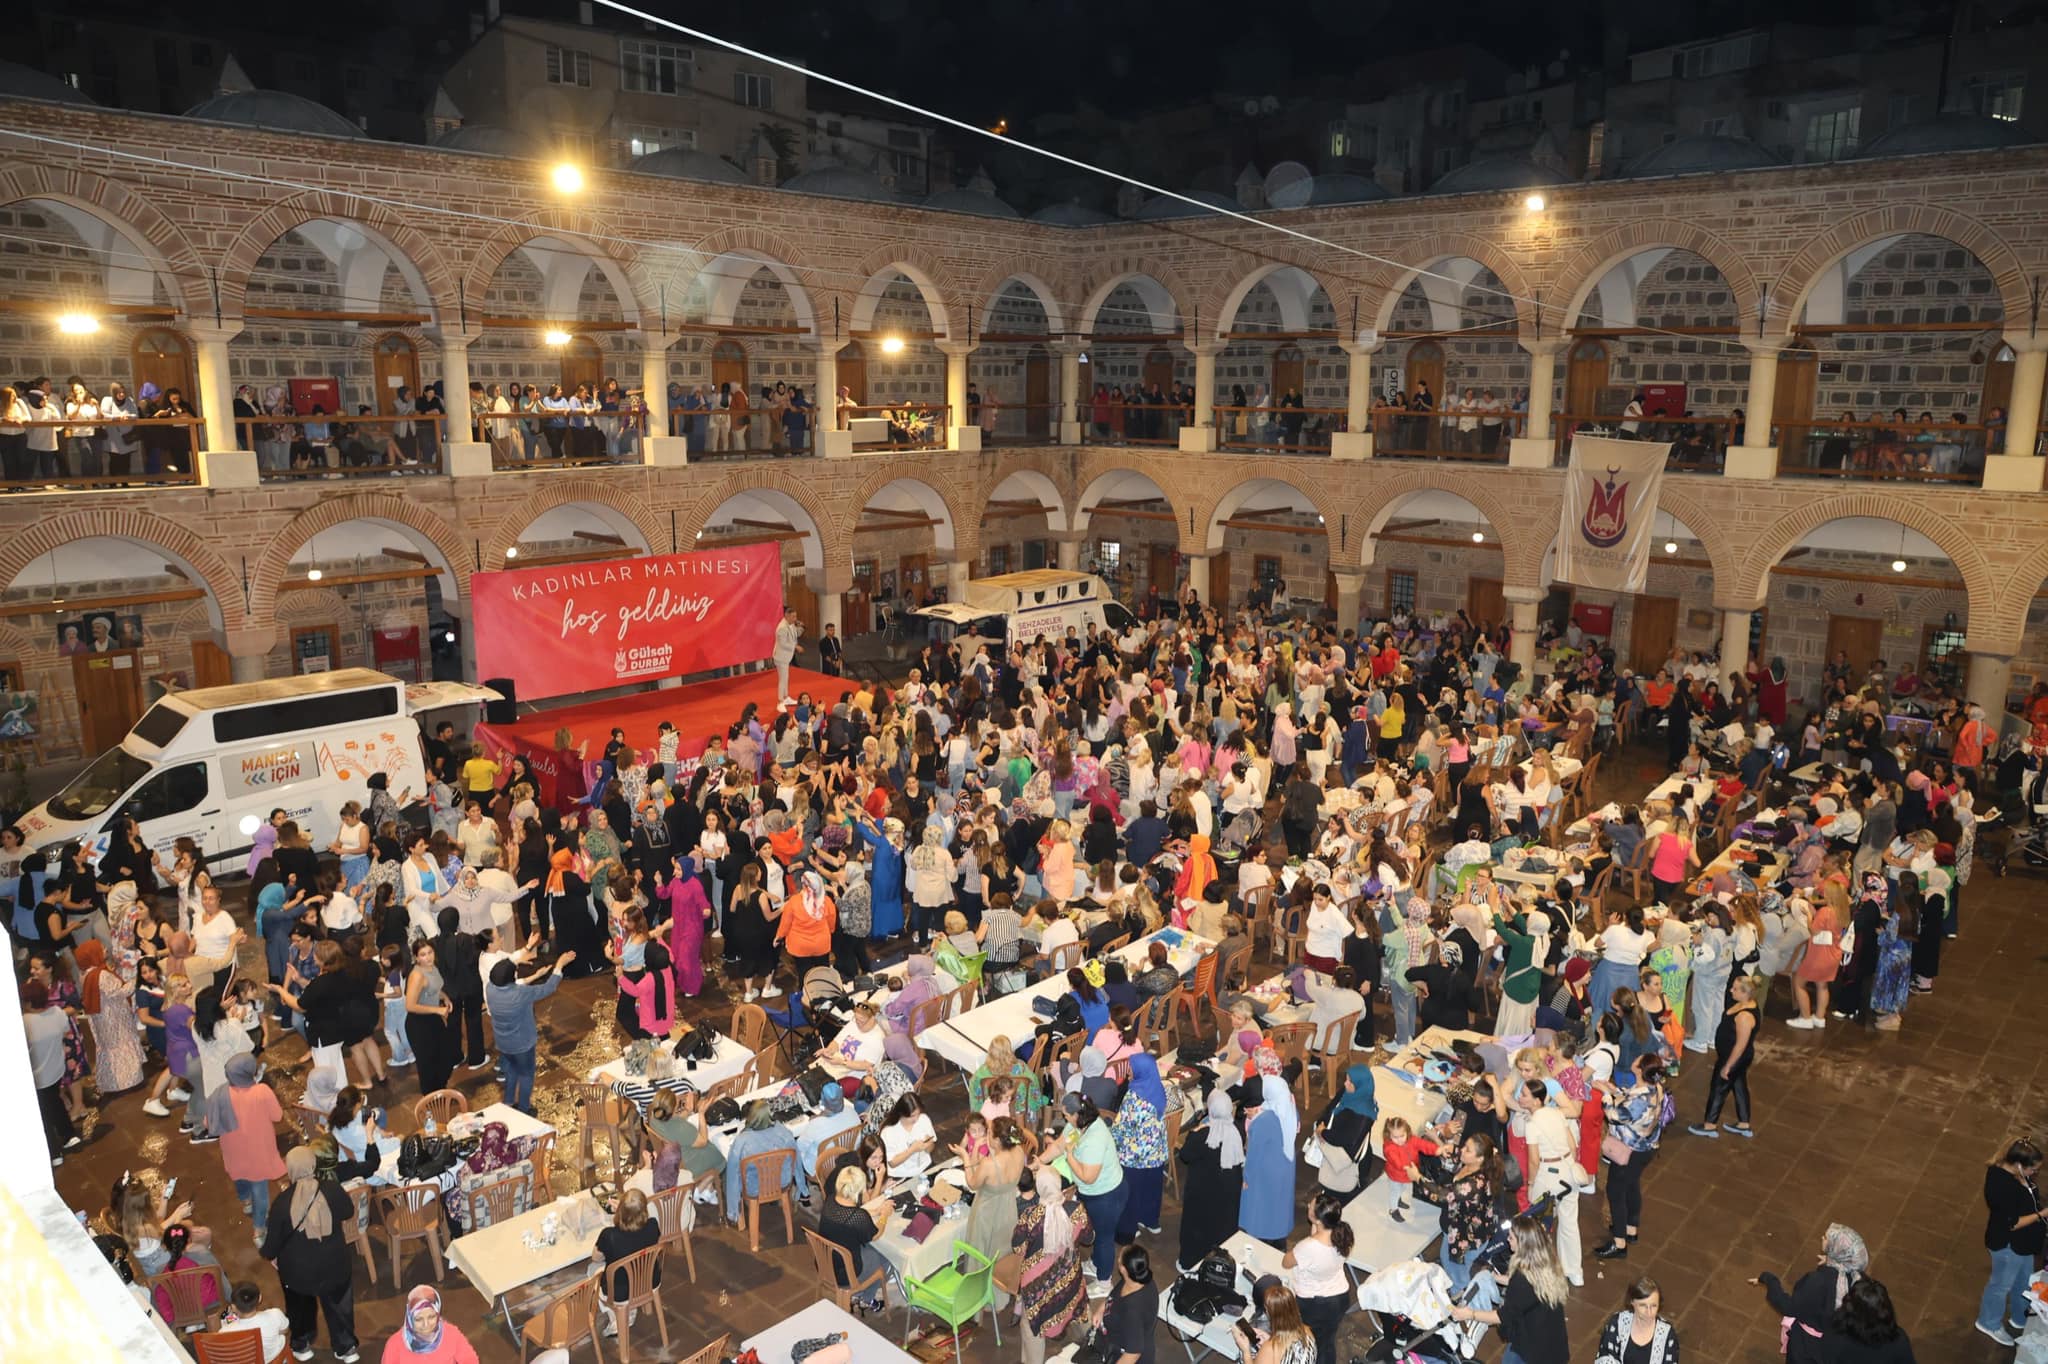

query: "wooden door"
left=1468, top=576, right=1505, bottom=633
left=292, top=624, right=339, bottom=675
left=73, top=652, right=144, bottom=754
left=1565, top=339, right=1609, bottom=417
left=898, top=554, right=930, bottom=605
left=560, top=336, right=605, bottom=394
left=1024, top=346, right=1052, bottom=437
left=131, top=329, right=194, bottom=403
left=1207, top=553, right=1231, bottom=609
left=1825, top=615, right=1885, bottom=676
left=191, top=639, right=233, bottom=689
left=1773, top=346, right=1818, bottom=430
left=373, top=333, right=421, bottom=415
left=1980, top=344, right=2014, bottom=426
left=786, top=571, right=819, bottom=639
left=1406, top=341, right=1445, bottom=405
left=1144, top=348, right=1176, bottom=393
left=845, top=559, right=875, bottom=638
left=711, top=340, right=749, bottom=395
left=1272, top=344, right=1305, bottom=396
left=838, top=339, right=866, bottom=408
left=1149, top=544, right=1177, bottom=598
left=1325, top=570, right=1339, bottom=612
left=1628, top=595, right=1679, bottom=675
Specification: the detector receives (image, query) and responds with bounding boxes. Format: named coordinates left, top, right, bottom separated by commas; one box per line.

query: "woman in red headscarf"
left=77, top=940, right=146, bottom=1094
left=1172, top=834, right=1218, bottom=927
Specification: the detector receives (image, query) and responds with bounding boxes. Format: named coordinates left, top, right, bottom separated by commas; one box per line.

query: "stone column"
left=1505, top=585, right=1544, bottom=681
left=1986, top=336, right=2048, bottom=492
left=1331, top=568, right=1366, bottom=632
left=946, top=559, right=973, bottom=599
left=815, top=339, right=854, bottom=458
left=939, top=340, right=979, bottom=452
left=188, top=322, right=258, bottom=487
left=1716, top=607, right=1755, bottom=685
left=1724, top=337, right=1789, bottom=480
left=1053, top=340, right=1084, bottom=445
left=1966, top=651, right=2015, bottom=716
left=1508, top=340, right=1566, bottom=467
left=636, top=331, right=687, bottom=466
left=1330, top=338, right=1380, bottom=460
left=429, top=328, right=492, bottom=477
left=1056, top=539, right=1080, bottom=572
left=1179, top=341, right=1221, bottom=453
left=225, top=625, right=276, bottom=684
left=1183, top=554, right=1210, bottom=607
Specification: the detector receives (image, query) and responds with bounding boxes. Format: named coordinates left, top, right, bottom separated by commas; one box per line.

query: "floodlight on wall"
left=56, top=312, right=100, bottom=335
left=544, top=329, right=573, bottom=346
left=551, top=162, right=585, bottom=193
left=1524, top=193, right=1546, bottom=213
left=880, top=335, right=907, bottom=355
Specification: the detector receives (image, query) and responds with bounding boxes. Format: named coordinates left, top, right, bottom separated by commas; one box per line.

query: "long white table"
left=916, top=929, right=1216, bottom=1072
left=744, top=1299, right=919, bottom=1364
left=447, top=1102, right=552, bottom=1145
left=589, top=1031, right=756, bottom=1106
left=447, top=1191, right=608, bottom=1321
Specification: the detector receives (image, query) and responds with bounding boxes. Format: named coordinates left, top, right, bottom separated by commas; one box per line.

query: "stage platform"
left=473, top=665, right=845, bottom=805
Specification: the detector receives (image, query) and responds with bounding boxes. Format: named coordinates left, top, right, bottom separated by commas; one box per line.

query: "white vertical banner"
left=1553, top=434, right=1671, bottom=593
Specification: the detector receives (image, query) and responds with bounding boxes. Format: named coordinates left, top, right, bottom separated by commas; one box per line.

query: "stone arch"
left=1944, top=529, right=2048, bottom=653
left=1194, top=475, right=1346, bottom=557
left=250, top=494, right=472, bottom=621
left=1353, top=468, right=1542, bottom=581
left=852, top=465, right=970, bottom=560
left=673, top=225, right=821, bottom=335
left=477, top=481, right=665, bottom=574
left=1201, top=260, right=1347, bottom=339
left=1552, top=220, right=1763, bottom=331
left=1645, top=485, right=1743, bottom=594
left=0, top=508, right=241, bottom=630
left=688, top=469, right=839, bottom=577
left=1077, top=258, right=1196, bottom=335
left=462, top=207, right=653, bottom=323
left=1368, top=234, right=1538, bottom=336
left=1770, top=204, right=2030, bottom=331
left=981, top=468, right=1070, bottom=534
left=216, top=191, right=461, bottom=320
left=847, top=247, right=957, bottom=338
left=1071, top=461, right=1187, bottom=538
left=1735, top=495, right=2000, bottom=625
left=969, top=260, right=1073, bottom=337
left=0, top=162, right=212, bottom=317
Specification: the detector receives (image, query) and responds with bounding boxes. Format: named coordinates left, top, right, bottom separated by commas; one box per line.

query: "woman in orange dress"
left=1791, top=883, right=1847, bottom=1029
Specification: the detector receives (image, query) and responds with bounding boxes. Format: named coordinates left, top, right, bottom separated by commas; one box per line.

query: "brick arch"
left=250, top=493, right=473, bottom=620
left=846, top=245, right=959, bottom=337
left=1550, top=220, right=1763, bottom=329
left=1077, top=257, right=1197, bottom=335
left=1198, top=258, right=1347, bottom=339
left=477, top=481, right=666, bottom=574
left=1191, top=472, right=1349, bottom=558
left=1769, top=203, right=2031, bottom=329
left=0, top=162, right=212, bottom=317
left=686, top=468, right=837, bottom=572
left=1367, top=234, right=1538, bottom=335
left=852, top=461, right=976, bottom=562
left=1069, top=456, right=1189, bottom=539
left=968, top=257, right=1075, bottom=337
left=1648, top=485, right=1744, bottom=595
left=215, top=190, right=461, bottom=320
left=1352, top=468, right=1545, bottom=583
left=669, top=225, right=823, bottom=334
left=1734, top=495, right=2000, bottom=628
left=278, top=586, right=350, bottom=623
left=0, top=508, right=242, bottom=628
left=461, top=207, right=654, bottom=322
left=1971, top=537, right=2048, bottom=653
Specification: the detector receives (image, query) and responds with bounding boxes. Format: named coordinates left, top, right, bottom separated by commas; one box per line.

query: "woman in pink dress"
left=1791, top=884, right=1847, bottom=1029
left=654, top=855, right=712, bottom=998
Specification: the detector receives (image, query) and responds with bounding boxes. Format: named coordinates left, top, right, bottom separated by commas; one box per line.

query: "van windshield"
left=46, top=747, right=154, bottom=822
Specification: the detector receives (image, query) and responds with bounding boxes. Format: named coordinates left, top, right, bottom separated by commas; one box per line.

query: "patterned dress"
left=50, top=978, right=88, bottom=1085
left=1870, top=910, right=1913, bottom=1017
left=86, top=971, right=147, bottom=1094
left=1012, top=1194, right=1090, bottom=1341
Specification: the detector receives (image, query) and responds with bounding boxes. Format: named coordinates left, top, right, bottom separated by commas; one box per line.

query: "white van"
left=913, top=570, right=1137, bottom=660
left=17, top=669, right=497, bottom=875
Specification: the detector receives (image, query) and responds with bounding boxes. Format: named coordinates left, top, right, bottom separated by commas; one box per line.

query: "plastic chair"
left=804, top=1227, right=887, bottom=1311
left=599, top=1245, right=670, bottom=1359
left=1048, top=941, right=1083, bottom=975
left=413, top=1088, right=468, bottom=1131
left=677, top=1335, right=731, bottom=1364
left=729, top=1003, right=774, bottom=1078
left=341, top=1182, right=379, bottom=1285
left=739, top=1148, right=797, bottom=1251
left=519, top=1270, right=606, bottom=1363
left=1320, top=1013, right=1361, bottom=1100
left=465, top=1166, right=529, bottom=1230
left=1175, top=950, right=1220, bottom=1038
left=373, top=1182, right=448, bottom=1283
left=647, top=1185, right=699, bottom=1282
left=901, top=1242, right=1000, bottom=1364
left=529, top=1131, right=557, bottom=1204
left=812, top=1125, right=863, bottom=1184
left=150, top=1262, right=229, bottom=1333
left=1138, top=986, right=1180, bottom=1052
left=191, top=1328, right=266, bottom=1364
left=1161, top=1104, right=1185, bottom=1198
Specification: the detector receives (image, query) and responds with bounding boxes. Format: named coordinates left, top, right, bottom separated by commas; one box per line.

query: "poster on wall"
left=0, top=690, right=37, bottom=738
left=373, top=626, right=422, bottom=681
left=56, top=612, right=145, bottom=654
left=1553, top=434, right=1672, bottom=594
left=471, top=542, right=782, bottom=701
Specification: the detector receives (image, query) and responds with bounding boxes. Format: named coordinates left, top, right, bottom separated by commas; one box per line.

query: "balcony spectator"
left=100, top=382, right=139, bottom=477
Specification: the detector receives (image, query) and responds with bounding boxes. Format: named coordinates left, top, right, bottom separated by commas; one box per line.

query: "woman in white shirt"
left=1284, top=1192, right=1357, bottom=1364
left=880, top=1092, right=937, bottom=1177
left=1302, top=886, right=1351, bottom=973
left=822, top=1001, right=887, bottom=1079
left=1590, top=905, right=1657, bottom=1017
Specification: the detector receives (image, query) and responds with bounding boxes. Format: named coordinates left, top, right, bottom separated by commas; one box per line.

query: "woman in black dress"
left=722, top=857, right=782, bottom=1001
left=1176, top=1087, right=1244, bottom=1271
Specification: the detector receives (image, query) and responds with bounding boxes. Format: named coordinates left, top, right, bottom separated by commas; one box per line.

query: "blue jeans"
left=1080, top=1181, right=1130, bottom=1281
left=1439, top=1240, right=1481, bottom=1295
left=235, top=1177, right=272, bottom=1230
left=501, top=1048, right=537, bottom=1114
left=1390, top=984, right=1418, bottom=1046
left=1979, top=1245, right=2033, bottom=1331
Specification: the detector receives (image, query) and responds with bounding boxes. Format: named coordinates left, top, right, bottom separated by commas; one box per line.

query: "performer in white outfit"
left=773, top=607, right=802, bottom=702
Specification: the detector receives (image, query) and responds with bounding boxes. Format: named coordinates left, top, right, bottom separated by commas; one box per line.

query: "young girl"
left=1379, top=1116, right=1440, bottom=1221
left=960, top=1111, right=993, bottom=1161
left=144, top=969, right=195, bottom=1118
left=372, top=883, right=408, bottom=954
left=982, top=1075, right=1016, bottom=1125
left=377, top=944, right=416, bottom=1068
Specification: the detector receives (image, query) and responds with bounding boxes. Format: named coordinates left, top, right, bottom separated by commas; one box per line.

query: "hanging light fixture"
left=505, top=545, right=520, bottom=560
left=1891, top=525, right=1907, bottom=574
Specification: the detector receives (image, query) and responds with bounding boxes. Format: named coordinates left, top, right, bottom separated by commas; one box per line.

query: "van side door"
left=118, top=760, right=216, bottom=860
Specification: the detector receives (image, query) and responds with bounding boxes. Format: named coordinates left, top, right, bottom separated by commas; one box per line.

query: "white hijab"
left=1260, top=1073, right=1299, bottom=1152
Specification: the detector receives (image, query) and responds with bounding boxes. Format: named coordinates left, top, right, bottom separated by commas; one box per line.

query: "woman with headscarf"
left=1178, top=1087, right=1246, bottom=1269
left=777, top=869, right=837, bottom=979
left=883, top=953, right=942, bottom=1035
left=854, top=813, right=907, bottom=940
left=612, top=914, right=675, bottom=1040
left=905, top=824, right=955, bottom=949
left=1014, top=1164, right=1091, bottom=1358
left=1752, top=1223, right=1869, bottom=1364
left=1240, top=1058, right=1300, bottom=1248
left=1111, top=1053, right=1171, bottom=1242
left=1313, top=1063, right=1379, bottom=1200
left=383, top=1284, right=478, bottom=1363
left=261, top=1144, right=363, bottom=1361
left=212, top=1053, right=286, bottom=1234
left=76, top=940, right=145, bottom=1094
left=544, top=831, right=605, bottom=978
left=652, top=855, right=712, bottom=998
left=1385, top=894, right=1432, bottom=1046
left=1172, top=833, right=1218, bottom=927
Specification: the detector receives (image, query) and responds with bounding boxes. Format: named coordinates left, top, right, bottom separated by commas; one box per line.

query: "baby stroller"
left=1214, top=808, right=1264, bottom=884
left=1353, top=1197, right=1556, bottom=1362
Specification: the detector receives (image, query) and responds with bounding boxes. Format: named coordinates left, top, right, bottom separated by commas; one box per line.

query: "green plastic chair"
left=934, top=944, right=987, bottom=986
left=901, top=1241, right=1000, bottom=1363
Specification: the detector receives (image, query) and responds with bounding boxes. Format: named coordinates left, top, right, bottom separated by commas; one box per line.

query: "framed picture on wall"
left=57, top=611, right=125, bottom=655
left=879, top=571, right=897, bottom=601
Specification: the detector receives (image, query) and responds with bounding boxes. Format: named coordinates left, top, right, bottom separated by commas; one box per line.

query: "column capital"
left=1741, top=334, right=1796, bottom=359
left=2000, top=332, right=2048, bottom=356
left=1339, top=337, right=1383, bottom=358
left=631, top=329, right=684, bottom=352
left=182, top=320, right=244, bottom=345
left=423, top=325, right=483, bottom=348
left=935, top=338, right=976, bottom=358
left=1185, top=338, right=1227, bottom=358
left=223, top=624, right=278, bottom=659
left=1329, top=567, right=1368, bottom=587
left=812, top=336, right=848, bottom=357
left=1517, top=338, right=1569, bottom=359
left=1712, top=596, right=1766, bottom=615
left=1503, top=585, right=1547, bottom=606
left=1048, top=338, right=1087, bottom=357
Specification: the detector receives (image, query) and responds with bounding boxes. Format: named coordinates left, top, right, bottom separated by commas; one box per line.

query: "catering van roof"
left=973, top=570, right=1091, bottom=590
left=161, top=668, right=399, bottom=711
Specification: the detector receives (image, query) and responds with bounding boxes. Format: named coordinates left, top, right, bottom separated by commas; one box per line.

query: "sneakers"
left=62, top=1135, right=81, bottom=1151
left=1389, top=1208, right=1406, bottom=1222
left=465, top=1059, right=492, bottom=1071
left=1593, top=1242, right=1629, bottom=1260
left=1726, top=1125, right=1756, bottom=1139
left=1687, top=1125, right=1721, bottom=1139
left=1786, top=1017, right=1815, bottom=1029
left=336, top=1351, right=361, bottom=1363
left=743, top=989, right=759, bottom=1003
left=166, top=1086, right=192, bottom=1102
left=760, top=984, right=783, bottom=998
left=290, top=1348, right=315, bottom=1362
left=1974, top=1323, right=2018, bottom=1347
left=143, top=1099, right=171, bottom=1118
left=388, top=1056, right=414, bottom=1068
left=190, top=1131, right=218, bottom=1145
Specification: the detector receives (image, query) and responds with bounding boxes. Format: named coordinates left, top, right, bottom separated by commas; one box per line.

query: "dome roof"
left=432, top=123, right=525, bottom=157
left=183, top=89, right=364, bottom=139
left=1428, top=156, right=1568, bottom=194
left=1624, top=134, right=1782, bottom=177
left=1861, top=114, right=2033, bottom=159
left=923, top=187, right=1020, bottom=219
left=631, top=147, right=749, bottom=184
left=1268, top=173, right=1391, bottom=208
left=780, top=162, right=897, bottom=203
left=0, top=60, right=97, bottom=106
left=1030, top=201, right=1113, bottom=226
left=1135, top=190, right=1239, bottom=220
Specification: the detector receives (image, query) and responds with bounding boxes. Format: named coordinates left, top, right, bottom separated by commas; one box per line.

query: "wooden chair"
left=373, top=1182, right=448, bottom=1283
left=739, top=1148, right=797, bottom=1251
left=729, top=1003, right=775, bottom=1078
left=678, top=1334, right=732, bottom=1364
left=150, top=1262, right=229, bottom=1333
left=805, top=1227, right=888, bottom=1311
left=412, top=1088, right=468, bottom=1132
left=599, top=1245, right=671, bottom=1359
left=192, top=1330, right=268, bottom=1364
left=465, top=1166, right=529, bottom=1231
left=519, top=1270, right=606, bottom=1364
left=1175, top=950, right=1221, bottom=1038
left=647, top=1185, right=700, bottom=1283
left=341, top=1182, right=379, bottom=1286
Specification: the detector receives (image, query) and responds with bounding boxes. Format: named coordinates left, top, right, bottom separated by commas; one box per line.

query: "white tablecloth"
left=588, top=1032, right=756, bottom=1106
left=916, top=929, right=1215, bottom=1072
left=449, top=1102, right=553, bottom=1145
left=744, top=1299, right=920, bottom=1364
left=447, top=1191, right=608, bottom=1307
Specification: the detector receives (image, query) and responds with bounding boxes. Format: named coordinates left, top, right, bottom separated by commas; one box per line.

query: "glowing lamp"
left=57, top=312, right=100, bottom=335
left=306, top=567, right=323, bottom=581
left=551, top=162, right=585, bottom=193
left=1471, top=530, right=1484, bottom=543
left=544, top=329, right=572, bottom=346
left=880, top=335, right=906, bottom=355
left=505, top=546, right=520, bottom=559
left=1664, top=541, right=1678, bottom=555
left=1891, top=558, right=1907, bottom=573
left=1524, top=193, right=1546, bottom=213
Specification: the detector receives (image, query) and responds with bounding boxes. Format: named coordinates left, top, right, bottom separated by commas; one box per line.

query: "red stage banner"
left=472, top=543, right=782, bottom=701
